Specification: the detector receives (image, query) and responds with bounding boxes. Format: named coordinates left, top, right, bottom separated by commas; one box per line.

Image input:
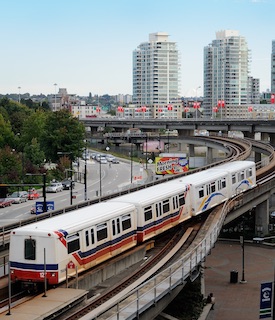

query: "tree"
left=41, top=109, right=86, bottom=162
left=0, top=114, right=15, bottom=148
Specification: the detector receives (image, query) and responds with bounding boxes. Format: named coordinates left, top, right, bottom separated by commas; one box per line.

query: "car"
left=106, top=154, right=115, bottom=162
left=0, top=198, right=14, bottom=208
left=112, top=158, right=120, bottom=164
left=61, top=179, right=75, bottom=190
left=27, top=189, right=40, bottom=200
left=100, top=157, right=108, bottom=164
left=7, top=191, right=28, bottom=204
left=46, top=182, right=63, bottom=193
left=30, top=205, right=36, bottom=214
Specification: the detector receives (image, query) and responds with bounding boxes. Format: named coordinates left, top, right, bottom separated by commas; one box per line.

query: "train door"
left=83, top=227, right=96, bottom=268
left=111, top=217, right=122, bottom=255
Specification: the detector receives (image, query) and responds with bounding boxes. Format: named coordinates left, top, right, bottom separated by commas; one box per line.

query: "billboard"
left=155, top=157, right=189, bottom=175
left=35, top=201, right=55, bottom=214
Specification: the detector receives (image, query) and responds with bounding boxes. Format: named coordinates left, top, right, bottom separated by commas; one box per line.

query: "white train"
left=9, top=160, right=256, bottom=287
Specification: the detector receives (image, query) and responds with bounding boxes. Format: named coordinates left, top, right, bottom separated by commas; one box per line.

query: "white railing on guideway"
left=84, top=197, right=236, bottom=320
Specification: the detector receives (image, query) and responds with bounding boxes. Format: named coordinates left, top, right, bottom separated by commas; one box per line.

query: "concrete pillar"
left=254, top=152, right=261, bottom=163
left=189, top=144, right=195, bottom=157
left=243, top=131, right=255, bottom=139
left=206, top=147, right=213, bottom=164
left=261, top=132, right=269, bottom=142
left=270, top=133, right=275, bottom=147
left=255, top=199, right=269, bottom=236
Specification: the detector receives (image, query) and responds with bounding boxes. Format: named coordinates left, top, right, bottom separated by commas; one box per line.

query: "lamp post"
left=18, top=86, right=21, bottom=104
left=54, top=83, right=57, bottom=109
left=130, top=142, right=133, bottom=184
left=84, top=143, right=87, bottom=201
left=57, top=151, right=73, bottom=205
left=26, top=173, right=47, bottom=213
left=240, top=214, right=247, bottom=284
left=195, top=86, right=201, bottom=121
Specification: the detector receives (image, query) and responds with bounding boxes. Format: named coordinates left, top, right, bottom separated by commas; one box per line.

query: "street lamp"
left=195, top=86, right=201, bottom=121
left=57, top=151, right=73, bottom=205
left=240, top=214, right=247, bottom=284
left=26, top=173, right=47, bottom=213
left=54, top=83, right=57, bottom=110
left=18, top=86, right=21, bottom=104
left=84, top=143, right=87, bottom=201
left=130, top=142, right=133, bottom=184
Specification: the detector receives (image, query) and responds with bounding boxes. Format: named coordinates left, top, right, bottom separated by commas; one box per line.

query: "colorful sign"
left=155, top=157, right=189, bottom=175
left=259, top=282, right=273, bottom=319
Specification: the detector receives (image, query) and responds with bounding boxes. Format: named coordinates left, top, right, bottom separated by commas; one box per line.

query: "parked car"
left=0, top=198, right=14, bottom=208
left=28, top=189, right=40, bottom=200
left=112, top=158, right=120, bottom=164
left=7, top=191, right=28, bottom=204
left=61, top=179, right=75, bottom=190
left=46, top=182, right=63, bottom=193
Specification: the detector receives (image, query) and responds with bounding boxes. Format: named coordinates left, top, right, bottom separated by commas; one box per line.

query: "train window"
left=24, top=239, right=36, bottom=260
left=211, top=182, right=215, bottom=193
left=91, top=229, right=95, bottom=244
left=232, top=174, right=236, bottom=184
left=206, top=184, right=211, bottom=195
left=85, top=230, right=89, bottom=246
left=199, top=186, right=204, bottom=198
left=144, top=206, right=153, bottom=221
left=239, top=171, right=245, bottom=181
left=172, top=196, right=178, bottom=210
left=112, top=220, right=116, bottom=236
left=97, top=223, right=108, bottom=241
left=246, top=168, right=252, bottom=177
left=179, top=193, right=185, bottom=206
left=117, top=218, right=121, bottom=233
left=221, top=178, right=226, bottom=188
left=163, top=199, right=170, bottom=213
left=122, top=214, right=131, bottom=230
left=67, top=233, right=80, bottom=254
left=155, top=203, right=162, bottom=217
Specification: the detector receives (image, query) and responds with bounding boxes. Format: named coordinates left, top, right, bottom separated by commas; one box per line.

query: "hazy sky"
left=1, top=0, right=273, bottom=97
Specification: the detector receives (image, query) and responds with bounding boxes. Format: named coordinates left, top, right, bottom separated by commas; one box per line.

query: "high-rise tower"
left=204, top=30, right=250, bottom=118
left=132, top=32, right=180, bottom=107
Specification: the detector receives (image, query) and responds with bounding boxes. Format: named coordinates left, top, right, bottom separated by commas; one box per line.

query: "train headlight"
left=10, top=269, right=14, bottom=274
left=51, top=273, right=56, bottom=277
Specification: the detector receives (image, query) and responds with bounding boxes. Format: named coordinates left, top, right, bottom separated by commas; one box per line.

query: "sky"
left=0, top=0, right=274, bottom=97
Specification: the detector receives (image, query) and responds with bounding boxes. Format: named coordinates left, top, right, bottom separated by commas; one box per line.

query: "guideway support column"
left=206, top=147, right=213, bottom=164
left=255, top=199, right=269, bottom=236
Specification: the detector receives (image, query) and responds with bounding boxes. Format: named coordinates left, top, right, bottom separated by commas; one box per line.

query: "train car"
left=9, top=160, right=256, bottom=288
left=9, top=202, right=137, bottom=286
left=109, top=182, right=192, bottom=243
left=171, top=160, right=256, bottom=216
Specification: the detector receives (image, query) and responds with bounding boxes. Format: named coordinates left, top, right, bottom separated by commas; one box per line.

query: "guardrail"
left=88, top=198, right=236, bottom=319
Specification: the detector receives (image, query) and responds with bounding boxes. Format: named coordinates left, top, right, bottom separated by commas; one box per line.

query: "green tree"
left=0, top=146, right=21, bottom=183
left=0, top=114, right=15, bottom=148
left=41, top=109, right=86, bottom=162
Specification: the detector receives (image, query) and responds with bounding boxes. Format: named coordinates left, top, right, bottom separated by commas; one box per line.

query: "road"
left=0, top=158, right=147, bottom=227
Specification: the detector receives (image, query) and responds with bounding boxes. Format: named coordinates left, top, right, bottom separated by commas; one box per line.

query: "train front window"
left=24, top=239, right=36, bottom=260
left=67, top=233, right=80, bottom=254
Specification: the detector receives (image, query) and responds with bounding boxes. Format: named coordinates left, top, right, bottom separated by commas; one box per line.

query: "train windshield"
left=24, top=239, right=36, bottom=260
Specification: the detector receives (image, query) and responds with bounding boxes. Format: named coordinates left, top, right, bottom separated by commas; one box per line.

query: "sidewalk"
left=203, top=241, right=275, bottom=320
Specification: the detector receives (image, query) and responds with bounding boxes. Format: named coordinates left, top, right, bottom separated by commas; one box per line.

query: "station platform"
left=203, top=241, right=275, bottom=320
left=0, top=287, right=87, bottom=320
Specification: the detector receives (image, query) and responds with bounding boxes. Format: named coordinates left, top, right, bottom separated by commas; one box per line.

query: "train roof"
left=11, top=202, right=135, bottom=236
left=109, top=181, right=189, bottom=206
left=167, top=160, right=255, bottom=187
